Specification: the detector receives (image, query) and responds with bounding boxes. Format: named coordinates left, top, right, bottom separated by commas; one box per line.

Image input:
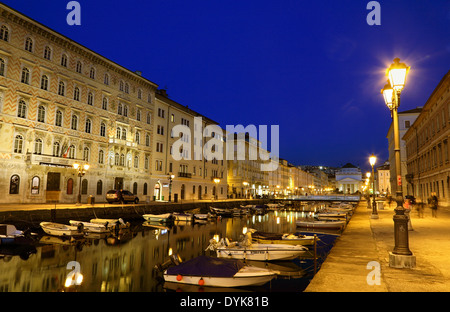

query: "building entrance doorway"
left=154, top=182, right=161, bottom=200
left=114, top=177, right=124, bottom=190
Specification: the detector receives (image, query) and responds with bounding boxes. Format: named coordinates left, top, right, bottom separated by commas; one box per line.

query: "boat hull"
left=69, top=220, right=109, bottom=233
left=40, top=222, right=84, bottom=237
left=296, top=220, right=345, bottom=229
left=216, top=244, right=307, bottom=261
left=142, top=214, right=174, bottom=223
left=253, top=237, right=315, bottom=246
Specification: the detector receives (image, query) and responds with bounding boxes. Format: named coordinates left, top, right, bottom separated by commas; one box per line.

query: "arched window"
left=58, top=81, right=65, bottom=96
left=0, top=25, right=9, bottom=41
left=74, top=87, right=80, bottom=101
left=43, top=46, right=52, bottom=60
left=34, top=139, right=43, bottom=154
left=17, top=100, right=27, bottom=118
left=137, top=89, right=142, bottom=99
left=134, top=155, right=139, bottom=168
left=85, top=118, right=92, bottom=133
left=37, top=105, right=46, bottom=123
left=83, top=147, right=90, bottom=161
left=136, top=109, right=141, bottom=121
left=133, top=182, right=137, bottom=195
left=146, top=134, right=150, bottom=146
left=87, top=92, right=93, bottom=105
left=81, top=179, right=88, bottom=195
left=55, top=110, right=63, bottom=127
left=24, top=37, right=33, bottom=52
left=114, top=153, right=120, bottom=166
left=102, top=97, right=108, bottom=110
left=100, top=122, right=106, bottom=137
left=9, top=175, right=20, bottom=194
left=0, top=58, right=5, bottom=76
left=98, top=149, right=104, bottom=164
left=121, top=128, right=127, bottom=140
left=135, top=131, right=140, bottom=144
left=117, top=103, right=123, bottom=115
left=21, top=67, right=30, bottom=84
left=76, top=61, right=82, bottom=73
left=40, top=75, right=49, bottom=90
left=120, top=153, right=125, bottom=166
left=52, top=142, right=60, bottom=156
left=104, top=73, right=109, bottom=85
left=116, top=126, right=121, bottom=139
left=97, top=180, right=103, bottom=195
left=143, top=183, right=148, bottom=195
left=124, top=83, right=129, bottom=94
left=123, top=105, right=128, bottom=117
left=61, top=54, right=68, bottom=67
left=119, top=80, right=124, bottom=92
left=31, top=176, right=40, bottom=194
left=67, top=178, right=73, bottom=195
left=147, top=113, right=151, bottom=124
left=89, top=67, right=95, bottom=79
left=71, top=115, right=78, bottom=130
left=14, top=135, right=23, bottom=153
left=68, top=145, right=76, bottom=159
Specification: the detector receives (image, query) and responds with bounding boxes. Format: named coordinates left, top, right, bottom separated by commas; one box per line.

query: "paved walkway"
left=305, top=200, right=450, bottom=292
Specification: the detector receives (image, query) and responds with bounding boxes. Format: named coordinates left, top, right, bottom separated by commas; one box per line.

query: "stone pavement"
left=305, top=200, right=450, bottom=292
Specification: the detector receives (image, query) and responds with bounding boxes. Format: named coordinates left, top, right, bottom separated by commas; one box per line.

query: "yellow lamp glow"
left=369, top=154, right=376, bottom=167
left=387, top=58, right=410, bottom=92
left=73, top=163, right=80, bottom=169
left=381, top=81, right=394, bottom=110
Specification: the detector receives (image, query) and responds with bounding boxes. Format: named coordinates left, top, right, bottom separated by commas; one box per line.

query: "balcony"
left=178, top=172, right=192, bottom=178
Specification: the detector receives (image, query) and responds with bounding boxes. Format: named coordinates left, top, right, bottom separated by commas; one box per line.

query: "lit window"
left=14, top=135, right=23, bottom=153
left=40, top=75, right=49, bottom=90
left=0, top=25, right=9, bottom=42
left=24, top=37, right=33, bottom=52
left=37, top=105, right=46, bottom=123
left=21, top=67, right=30, bottom=84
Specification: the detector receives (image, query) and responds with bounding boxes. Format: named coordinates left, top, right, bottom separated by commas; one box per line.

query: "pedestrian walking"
left=417, top=202, right=424, bottom=218
left=430, top=193, right=438, bottom=218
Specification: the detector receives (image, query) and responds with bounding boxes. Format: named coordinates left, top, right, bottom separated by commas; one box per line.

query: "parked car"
left=106, top=190, right=139, bottom=204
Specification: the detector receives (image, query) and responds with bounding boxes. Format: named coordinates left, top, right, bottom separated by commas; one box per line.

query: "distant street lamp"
left=168, top=173, right=175, bottom=202
left=369, top=154, right=378, bottom=219
left=213, top=178, right=220, bottom=200
left=381, top=57, right=414, bottom=266
left=73, top=163, right=89, bottom=205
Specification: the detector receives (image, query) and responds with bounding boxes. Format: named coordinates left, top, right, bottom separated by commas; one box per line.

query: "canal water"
left=0, top=203, right=343, bottom=292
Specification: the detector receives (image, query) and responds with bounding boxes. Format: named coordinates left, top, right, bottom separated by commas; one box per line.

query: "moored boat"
left=89, top=218, right=130, bottom=230
left=173, top=212, right=193, bottom=221
left=164, top=255, right=278, bottom=287
left=69, top=220, right=110, bottom=233
left=209, top=206, right=233, bottom=217
left=142, top=213, right=175, bottom=223
left=0, top=224, right=33, bottom=245
left=296, top=219, right=346, bottom=230
left=40, top=222, right=85, bottom=237
left=252, top=231, right=316, bottom=246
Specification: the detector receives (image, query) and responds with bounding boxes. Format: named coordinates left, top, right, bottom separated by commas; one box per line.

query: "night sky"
left=3, top=0, right=450, bottom=172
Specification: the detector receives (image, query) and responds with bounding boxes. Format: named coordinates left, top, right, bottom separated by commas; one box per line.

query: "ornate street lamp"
left=381, top=57, right=415, bottom=267
left=369, top=154, right=378, bottom=219
left=168, top=173, right=175, bottom=202
left=73, top=163, right=89, bottom=205
left=213, top=178, right=220, bottom=200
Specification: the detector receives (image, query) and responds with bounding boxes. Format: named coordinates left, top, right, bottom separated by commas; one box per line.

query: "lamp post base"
left=371, top=214, right=379, bottom=219
left=389, top=252, right=416, bottom=269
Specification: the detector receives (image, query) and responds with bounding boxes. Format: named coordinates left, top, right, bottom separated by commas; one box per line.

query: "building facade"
left=335, top=163, right=362, bottom=194
left=403, top=70, right=450, bottom=205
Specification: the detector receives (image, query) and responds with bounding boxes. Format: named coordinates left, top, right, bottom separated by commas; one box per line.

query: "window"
left=21, top=67, right=30, bottom=84
left=61, top=54, right=68, bottom=67
left=0, top=58, right=5, bottom=76
left=136, top=109, right=141, bottom=121
left=97, top=180, right=103, bottom=195
left=67, top=178, right=73, bottom=195
left=116, top=126, right=121, bottom=139
left=145, top=134, right=150, bottom=146
left=17, top=100, right=27, bottom=118
left=14, top=135, right=23, bottom=153
left=58, top=81, right=65, bottom=96
left=34, top=139, right=43, bottom=154
left=405, top=120, right=410, bottom=128
left=118, top=103, right=123, bottom=115
left=31, top=176, right=40, bottom=194
left=134, top=155, right=139, bottom=168
left=37, top=105, right=46, bottom=123
left=100, top=122, right=106, bottom=137
left=85, top=118, right=92, bottom=133
left=104, top=73, right=109, bottom=85
left=40, top=75, right=49, bottom=90
left=87, top=92, right=93, bottom=105
left=155, top=160, right=163, bottom=171
left=137, top=89, right=142, bottom=99
left=83, top=147, right=90, bottom=161
left=143, top=183, right=148, bottom=195
left=102, top=97, right=108, bottom=110
left=121, top=128, right=127, bottom=140
left=55, top=110, right=63, bottom=127
left=0, top=25, right=9, bottom=42
left=81, top=179, right=88, bottom=195
left=114, top=153, right=119, bottom=166
left=52, top=142, right=60, bottom=156
left=9, top=175, right=20, bottom=194
left=156, top=142, right=163, bottom=153
left=133, top=182, right=138, bottom=195
left=71, top=115, right=78, bottom=130
left=24, top=37, right=33, bottom=52
left=120, top=153, right=125, bottom=166
left=68, top=145, right=76, bottom=159
left=135, top=131, right=140, bottom=144
left=158, top=108, right=165, bottom=118
left=123, top=105, right=128, bottom=117
left=124, top=83, right=129, bottom=94
left=171, top=114, right=174, bottom=122
left=144, top=155, right=149, bottom=170
left=147, top=113, right=151, bottom=124
left=119, top=80, right=124, bottom=92
left=89, top=67, right=95, bottom=79
left=157, top=125, right=164, bottom=135
left=76, top=61, right=82, bottom=73
left=74, top=87, right=80, bottom=101
left=98, top=150, right=104, bottom=164
left=43, top=46, right=52, bottom=60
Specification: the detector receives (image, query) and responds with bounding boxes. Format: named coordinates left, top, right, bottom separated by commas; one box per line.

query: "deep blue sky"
left=3, top=0, right=450, bottom=172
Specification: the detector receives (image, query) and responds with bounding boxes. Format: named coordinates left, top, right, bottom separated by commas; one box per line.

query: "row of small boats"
left=39, top=218, right=130, bottom=238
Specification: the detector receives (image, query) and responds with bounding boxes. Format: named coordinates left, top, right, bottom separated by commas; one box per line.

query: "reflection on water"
left=0, top=203, right=341, bottom=292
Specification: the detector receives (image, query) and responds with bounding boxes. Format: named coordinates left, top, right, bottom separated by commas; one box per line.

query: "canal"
left=0, top=203, right=344, bottom=292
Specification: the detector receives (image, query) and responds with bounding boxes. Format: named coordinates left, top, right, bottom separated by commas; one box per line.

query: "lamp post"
left=381, top=57, right=415, bottom=267
left=213, top=178, right=220, bottom=200
left=369, top=154, right=378, bottom=219
left=168, top=173, right=175, bottom=202
left=73, top=163, right=89, bottom=205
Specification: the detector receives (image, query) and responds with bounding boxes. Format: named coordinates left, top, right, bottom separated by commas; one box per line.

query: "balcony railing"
left=178, top=172, right=192, bottom=178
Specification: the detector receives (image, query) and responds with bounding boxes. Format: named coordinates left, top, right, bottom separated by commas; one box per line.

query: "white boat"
left=0, top=224, right=32, bottom=245
left=40, top=222, right=85, bottom=237
left=209, top=207, right=233, bottom=217
left=173, top=212, right=193, bottom=221
left=316, top=212, right=348, bottom=220
left=164, top=255, right=278, bottom=287
left=206, top=231, right=308, bottom=261
left=69, top=220, right=109, bottom=233
left=193, top=213, right=211, bottom=221
left=252, top=231, right=316, bottom=246
left=296, top=219, right=346, bottom=230
left=89, top=218, right=130, bottom=229
left=142, top=213, right=175, bottom=223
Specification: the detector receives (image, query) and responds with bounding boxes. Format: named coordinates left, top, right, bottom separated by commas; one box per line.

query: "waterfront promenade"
left=305, top=200, right=450, bottom=292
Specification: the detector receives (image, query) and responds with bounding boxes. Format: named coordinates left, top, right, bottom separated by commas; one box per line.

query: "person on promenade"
left=430, top=193, right=438, bottom=218
left=417, top=202, right=424, bottom=218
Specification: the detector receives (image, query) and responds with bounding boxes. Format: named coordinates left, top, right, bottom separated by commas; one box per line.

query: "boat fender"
left=198, top=278, right=205, bottom=286
left=176, top=274, right=183, bottom=281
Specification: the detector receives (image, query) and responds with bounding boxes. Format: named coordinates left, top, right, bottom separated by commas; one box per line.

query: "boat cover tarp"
left=166, top=256, right=245, bottom=277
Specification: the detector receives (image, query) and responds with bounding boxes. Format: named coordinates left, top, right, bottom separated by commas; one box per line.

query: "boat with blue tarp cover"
left=163, top=255, right=278, bottom=287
